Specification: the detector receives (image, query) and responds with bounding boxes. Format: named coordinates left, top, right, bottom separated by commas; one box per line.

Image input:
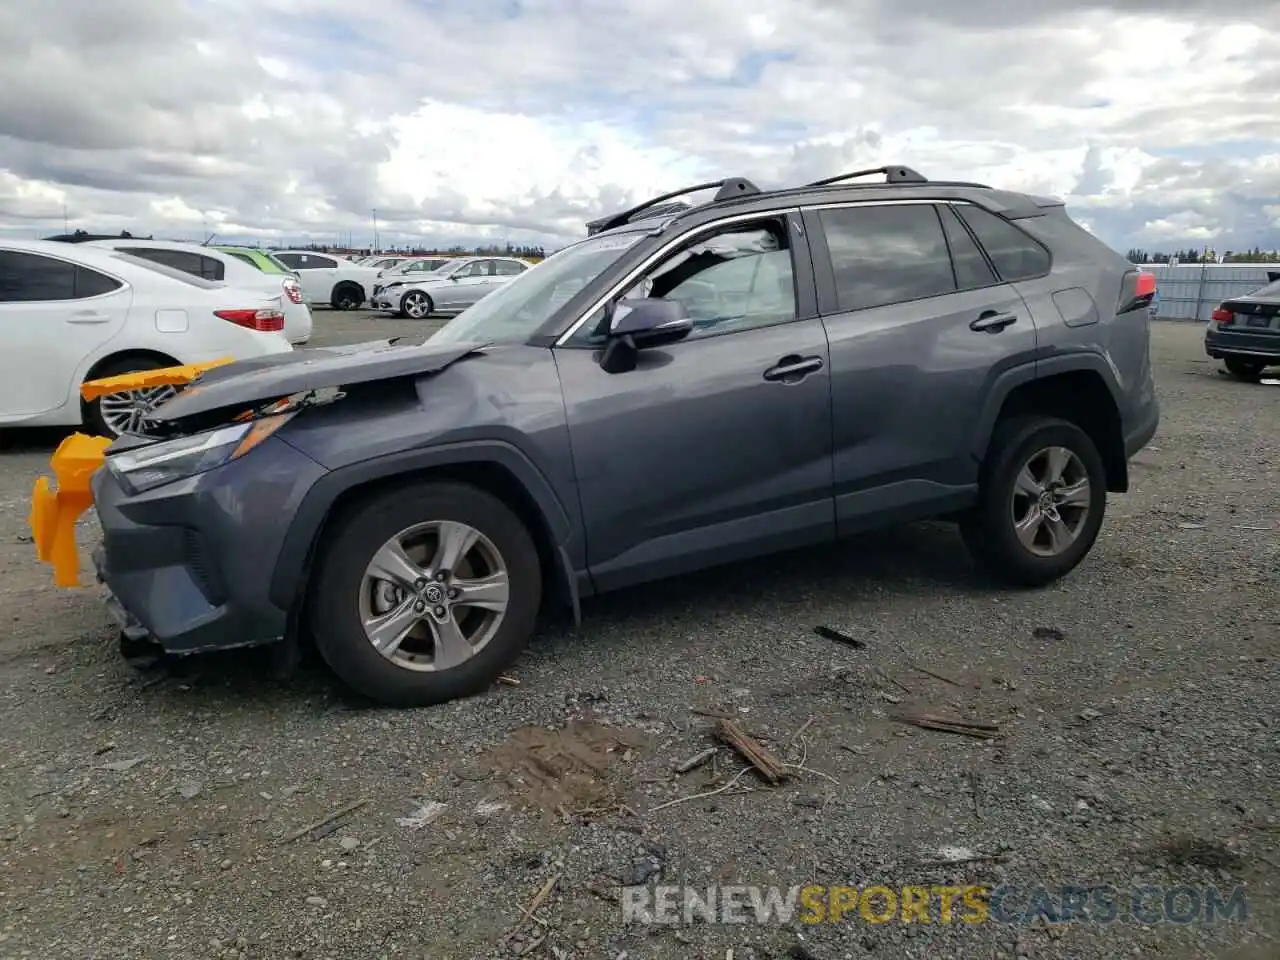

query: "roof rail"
left=805, top=165, right=928, bottom=188
left=586, top=177, right=762, bottom=235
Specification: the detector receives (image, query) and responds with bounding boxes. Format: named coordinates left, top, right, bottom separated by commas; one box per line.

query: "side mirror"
left=609, top=297, right=693, bottom=348
left=598, top=297, right=693, bottom=374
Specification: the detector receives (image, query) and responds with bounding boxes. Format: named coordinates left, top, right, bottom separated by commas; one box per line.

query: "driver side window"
left=573, top=217, right=797, bottom=344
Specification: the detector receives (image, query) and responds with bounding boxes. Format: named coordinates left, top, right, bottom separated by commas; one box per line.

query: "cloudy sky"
left=1, top=0, right=1277, bottom=254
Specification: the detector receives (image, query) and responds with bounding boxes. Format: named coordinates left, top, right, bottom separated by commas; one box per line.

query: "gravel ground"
left=0, top=315, right=1276, bottom=960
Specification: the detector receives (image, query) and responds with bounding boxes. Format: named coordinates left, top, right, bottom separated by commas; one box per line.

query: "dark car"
left=88, top=165, right=1160, bottom=707
left=1205, top=272, right=1280, bottom=380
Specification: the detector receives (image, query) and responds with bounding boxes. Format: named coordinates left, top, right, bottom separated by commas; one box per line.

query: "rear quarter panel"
left=1012, top=213, right=1152, bottom=423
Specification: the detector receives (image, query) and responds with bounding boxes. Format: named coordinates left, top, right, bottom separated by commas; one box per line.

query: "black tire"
left=83, top=355, right=176, bottom=439
left=959, top=415, right=1108, bottom=587
left=331, top=284, right=364, bottom=310
left=1224, top=358, right=1265, bottom=381
left=400, top=290, right=433, bottom=320
left=307, top=481, right=542, bottom=707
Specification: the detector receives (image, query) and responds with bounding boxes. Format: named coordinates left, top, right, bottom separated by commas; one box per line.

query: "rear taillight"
left=215, top=308, right=285, bottom=332
left=1211, top=306, right=1234, bottom=326
left=1118, top=269, right=1157, bottom=314
left=282, top=279, right=303, bottom=304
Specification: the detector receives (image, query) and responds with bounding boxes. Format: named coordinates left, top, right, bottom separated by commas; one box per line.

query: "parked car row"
left=369, top=255, right=531, bottom=317
left=0, top=238, right=294, bottom=439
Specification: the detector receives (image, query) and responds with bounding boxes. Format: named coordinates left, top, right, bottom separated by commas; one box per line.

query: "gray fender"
left=269, top=440, right=581, bottom=621
left=968, top=351, right=1125, bottom=463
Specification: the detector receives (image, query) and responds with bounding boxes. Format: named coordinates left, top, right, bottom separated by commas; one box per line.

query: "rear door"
left=804, top=200, right=1039, bottom=534
left=0, top=249, right=132, bottom=419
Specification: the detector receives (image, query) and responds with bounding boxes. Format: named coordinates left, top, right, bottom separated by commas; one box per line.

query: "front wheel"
left=401, top=290, right=433, bottom=319
left=959, top=416, right=1107, bottom=587
left=1224, top=358, right=1265, bottom=381
left=84, top=357, right=179, bottom=439
left=307, top=481, right=542, bottom=707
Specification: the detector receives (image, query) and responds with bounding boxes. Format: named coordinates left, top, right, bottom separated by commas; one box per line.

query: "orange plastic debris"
left=79, top=357, right=233, bottom=402
left=28, top=433, right=112, bottom=587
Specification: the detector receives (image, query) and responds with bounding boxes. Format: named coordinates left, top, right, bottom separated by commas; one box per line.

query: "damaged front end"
left=29, top=357, right=235, bottom=587
left=28, top=338, right=488, bottom=588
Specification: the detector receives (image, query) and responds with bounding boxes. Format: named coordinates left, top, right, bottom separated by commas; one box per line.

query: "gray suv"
left=90, top=165, right=1160, bottom=707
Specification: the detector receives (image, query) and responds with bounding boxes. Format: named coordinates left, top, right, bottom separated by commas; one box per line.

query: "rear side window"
left=938, top=205, right=997, bottom=290
left=225, top=250, right=259, bottom=269
left=287, top=254, right=337, bottom=270
left=118, top=247, right=224, bottom=281
left=818, top=204, right=955, bottom=312
left=274, top=253, right=302, bottom=268
left=109, top=252, right=222, bottom=289
left=954, top=205, right=1051, bottom=281
left=0, top=251, right=123, bottom=301
left=493, top=260, right=525, bottom=276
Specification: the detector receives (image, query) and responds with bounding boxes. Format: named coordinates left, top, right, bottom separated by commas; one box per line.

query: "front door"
left=440, top=260, right=497, bottom=311
left=553, top=213, right=836, bottom=593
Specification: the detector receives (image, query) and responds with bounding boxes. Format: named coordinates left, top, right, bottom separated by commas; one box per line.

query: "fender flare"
left=968, top=351, right=1124, bottom=463
left=268, top=439, right=579, bottom=617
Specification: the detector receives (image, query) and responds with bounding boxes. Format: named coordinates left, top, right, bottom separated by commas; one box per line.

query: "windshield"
left=1250, top=278, right=1280, bottom=298
left=428, top=232, right=646, bottom=344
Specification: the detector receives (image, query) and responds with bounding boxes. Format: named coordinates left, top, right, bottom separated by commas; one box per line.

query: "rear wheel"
left=84, top=356, right=178, bottom=439
left=401, top=290, right=433, bottom=319
left=307, top=481, right=542, bottom=707
left=1224, top=358, right=1266, bottom=381
left=331, top=283, right=363, bottom=310
left=960, top=416, right=1107, bottom=587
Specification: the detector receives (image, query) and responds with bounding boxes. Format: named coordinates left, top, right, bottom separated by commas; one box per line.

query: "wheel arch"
left=79, top=349, right=183, bottom=417
left=973, top=355, right=1128, bottom=493
left=331, top=280, right=365, bottom=306
left=270, top=441, right=582, bottom=626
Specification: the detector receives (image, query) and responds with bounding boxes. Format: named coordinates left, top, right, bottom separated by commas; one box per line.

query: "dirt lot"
left=0, top=316, right=1276, bottom=960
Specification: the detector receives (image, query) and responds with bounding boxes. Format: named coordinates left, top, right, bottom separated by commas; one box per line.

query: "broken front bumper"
left=28, top=358, right=232, bottom=588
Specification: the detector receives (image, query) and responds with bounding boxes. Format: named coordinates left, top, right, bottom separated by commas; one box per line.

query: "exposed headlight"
left=107, top=414, right=294, bottom=494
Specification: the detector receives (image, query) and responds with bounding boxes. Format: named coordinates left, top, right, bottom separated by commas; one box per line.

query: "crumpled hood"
left=147, top=338, right=489, bottom=423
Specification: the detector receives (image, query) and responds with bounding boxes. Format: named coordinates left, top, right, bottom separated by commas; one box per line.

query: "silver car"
left=371, top=256, right=530, bottom=318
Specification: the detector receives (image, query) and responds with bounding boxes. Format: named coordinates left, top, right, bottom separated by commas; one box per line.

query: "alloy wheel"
left=98, top=385, right=178, bottom=437
left=404, top=292, right=429, bottom=319
left=1009, top=445, right=1092, bottom=557
left=359, top=520, right=510, bottom=672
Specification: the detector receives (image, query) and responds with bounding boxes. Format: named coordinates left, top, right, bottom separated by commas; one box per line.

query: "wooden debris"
left=279, top=798, right=370, bottom=843
left=813, top=625, right=866, bottom=649
left=501, top=873, right=560, bottom=945
left=497, top=675, right=521, bottom=686
left=892, top=711, right=999, bottom=740
left=674, top=747, right=718, bottom=774
left=690, top=707, right=738, bottom=720
left=785, top=716, right=816, bottom=750
left=714, top=719, right=787, bottom=784
left=908, top=663, right=965, bottom=688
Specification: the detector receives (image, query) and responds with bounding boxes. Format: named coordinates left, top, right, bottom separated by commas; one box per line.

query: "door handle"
left=970, top=310, right=1018, bottom=333
left=763, top=354, right=824, bottom=383
left=66, top=312, right=110, bottom=324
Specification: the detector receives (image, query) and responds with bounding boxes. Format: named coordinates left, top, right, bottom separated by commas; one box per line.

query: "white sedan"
left=0, top=239, right=293, bottom=438
left=84, top=238, right=313, bottom=345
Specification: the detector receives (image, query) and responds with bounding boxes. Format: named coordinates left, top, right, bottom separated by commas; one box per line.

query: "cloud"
left=0, top=0, right=1277, bottom=254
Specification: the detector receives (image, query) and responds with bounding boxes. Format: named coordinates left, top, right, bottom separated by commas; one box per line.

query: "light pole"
left=371, top=208, right=379, bottom=253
